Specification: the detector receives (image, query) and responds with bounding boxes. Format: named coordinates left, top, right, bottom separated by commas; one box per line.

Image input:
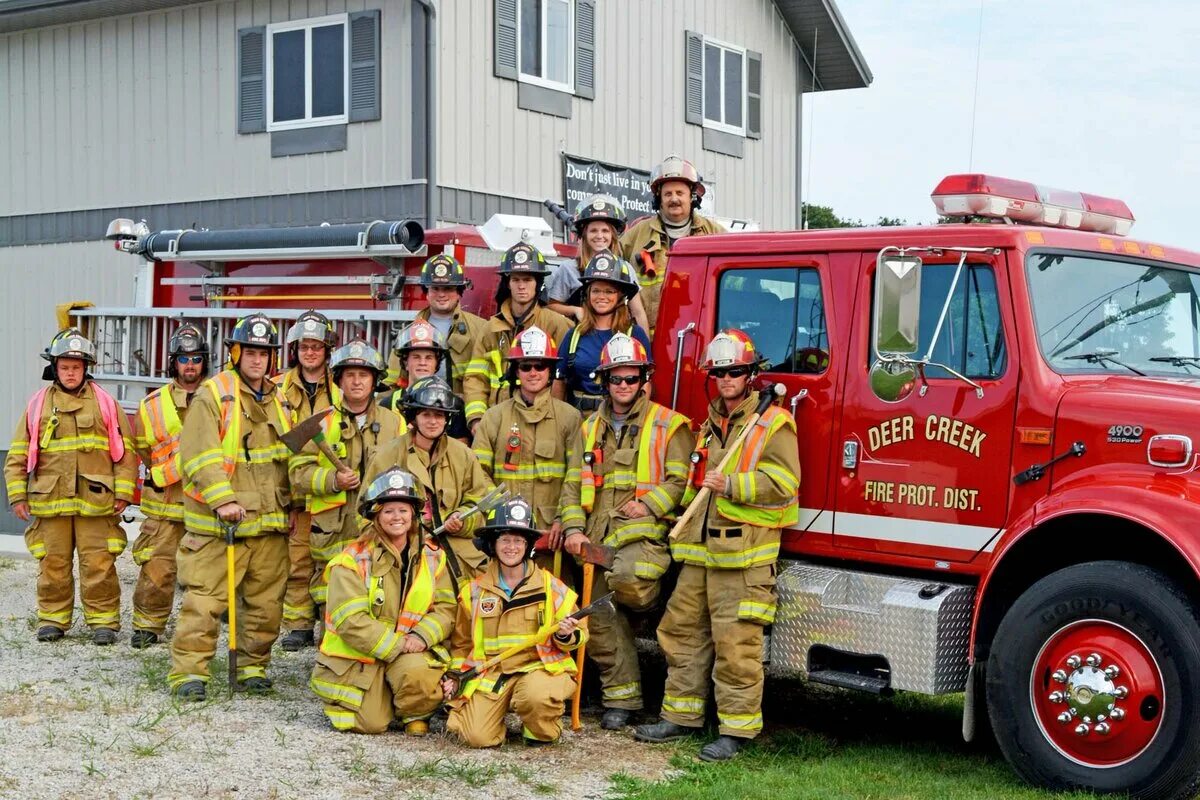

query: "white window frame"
left=702, top=36, right=748, bottom=137
left=517, top=0, right=575, bottom=93
left=265, top=13, right=350, bottom=132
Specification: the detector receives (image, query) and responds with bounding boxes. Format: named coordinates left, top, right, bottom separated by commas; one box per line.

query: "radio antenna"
left=967, top=0, right=985, bottom=170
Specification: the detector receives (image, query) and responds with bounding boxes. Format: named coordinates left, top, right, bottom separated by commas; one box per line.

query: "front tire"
left=986, top=561, right=1200, bottom=799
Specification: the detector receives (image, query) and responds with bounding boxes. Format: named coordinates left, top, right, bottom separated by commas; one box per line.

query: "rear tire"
left=986, top=561, right=1200, bottom=799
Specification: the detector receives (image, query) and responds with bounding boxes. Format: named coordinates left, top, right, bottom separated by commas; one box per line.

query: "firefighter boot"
left=130, top=630, right=159, bottom=649
left=601, top=708, right=633, bottom=730
left=699, top=735, right=743, bottom=762
left=280, top=628, right=314, bottom=651
left=174, top=680, right=207, bottom=702
left=634, top=720, right=696, bottom=743
left=93, top=628, right=117, bottom=646
left=238, top=676, right=273, bottom=695
left=36, top=626, right=64, bottom=642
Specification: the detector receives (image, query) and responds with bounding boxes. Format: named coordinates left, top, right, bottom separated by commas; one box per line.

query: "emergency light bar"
left=931, top=174, right=1135, bottom=236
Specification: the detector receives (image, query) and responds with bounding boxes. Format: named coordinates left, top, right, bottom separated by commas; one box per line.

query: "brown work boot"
left=404, top=720, right=429, bottom=737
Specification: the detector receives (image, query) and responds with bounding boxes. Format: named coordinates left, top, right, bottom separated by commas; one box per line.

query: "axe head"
left=532, top=535, right=616, bottom=570
left=573, top=591, right=615, bottom=620
left=280, top=407, right=334, bottom=454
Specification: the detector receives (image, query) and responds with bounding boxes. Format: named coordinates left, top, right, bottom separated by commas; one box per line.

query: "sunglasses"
left=606, top=374, right=641, bottom=386
left=176, top=355, right=204, bottom=365
left=709, top=366, right=751, bottom=379
left=518, top=362, right=551, bottom=373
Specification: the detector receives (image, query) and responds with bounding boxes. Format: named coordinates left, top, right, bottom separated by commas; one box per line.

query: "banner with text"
left=562, top=155, right=654, bottom=219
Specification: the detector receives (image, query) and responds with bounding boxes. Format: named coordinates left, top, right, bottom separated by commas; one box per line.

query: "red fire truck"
left=96, top=175, right=1200, bottom=799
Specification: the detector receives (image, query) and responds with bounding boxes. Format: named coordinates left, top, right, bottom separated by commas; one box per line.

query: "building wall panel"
left=0, top=0, right=416, bottom=218
left=438, top=0, right=801, bottom=229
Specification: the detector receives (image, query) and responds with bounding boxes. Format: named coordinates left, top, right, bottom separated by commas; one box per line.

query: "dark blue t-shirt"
left=557, top=325, right=652, bottom=398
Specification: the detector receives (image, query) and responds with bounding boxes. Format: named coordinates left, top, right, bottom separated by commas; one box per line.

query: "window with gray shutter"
left=692, top=33, right=759, bottom=143
left=238, top=26, right=266, bottom=134
left=747, top=50, right=762, bottom=139
left=498, top=0, right=580, bottom=98
left=495, top=0, right=519, bottom=79
left=685, top=30, right=703, bottom=125
left=349, top=10, right=380, bottom=122
left=574, top=0, right=594, bottom=99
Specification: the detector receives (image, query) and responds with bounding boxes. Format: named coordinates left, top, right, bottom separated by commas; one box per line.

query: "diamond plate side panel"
left=769, top=561, right=975, bottom=694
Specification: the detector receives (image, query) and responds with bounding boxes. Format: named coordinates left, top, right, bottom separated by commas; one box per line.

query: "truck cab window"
left=717, top=267, right=829, bottom=374
left=915, top=263, right=1007, bottom=380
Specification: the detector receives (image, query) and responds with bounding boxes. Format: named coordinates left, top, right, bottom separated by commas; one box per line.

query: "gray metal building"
left=0, top=0, right=870, bottom=528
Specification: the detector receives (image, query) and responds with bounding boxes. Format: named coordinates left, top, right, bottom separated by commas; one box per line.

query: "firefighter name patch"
left=479, top=596, right=500, bottom=616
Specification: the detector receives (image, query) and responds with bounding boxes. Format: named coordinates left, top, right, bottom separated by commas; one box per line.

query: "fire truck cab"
left=653, top=174, right=1200, bottom=799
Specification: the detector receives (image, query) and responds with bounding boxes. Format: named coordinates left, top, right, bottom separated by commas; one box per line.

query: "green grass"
left=608, top=688, right=1103, bottom=800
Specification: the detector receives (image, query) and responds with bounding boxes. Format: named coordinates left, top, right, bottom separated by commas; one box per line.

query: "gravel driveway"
left=0, top=549, right=674, bottom=800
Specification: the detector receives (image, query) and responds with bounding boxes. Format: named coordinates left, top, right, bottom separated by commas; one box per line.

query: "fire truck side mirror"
left=873, top=249, right=923, bottom=356
left=869, top=360, right=918, bottom=403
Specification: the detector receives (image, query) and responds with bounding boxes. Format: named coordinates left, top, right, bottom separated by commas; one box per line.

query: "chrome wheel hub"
left=1047, top=652, right=1128, bottom=735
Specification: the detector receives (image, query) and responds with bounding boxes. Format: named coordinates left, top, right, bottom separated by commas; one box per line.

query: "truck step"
left=768, top=560, right=975, bottom=694
left=807, top=669, right=891, bottom=695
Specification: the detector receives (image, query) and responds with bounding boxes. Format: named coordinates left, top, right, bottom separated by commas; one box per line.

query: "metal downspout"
left=414, top=0, right=438, bottom=230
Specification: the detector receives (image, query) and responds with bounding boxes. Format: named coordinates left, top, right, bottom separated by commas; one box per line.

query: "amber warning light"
left=931, top=174, right=1134, bottom=236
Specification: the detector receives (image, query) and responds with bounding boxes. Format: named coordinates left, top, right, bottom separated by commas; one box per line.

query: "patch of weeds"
left=133, top=706, right=172, bottom=732
left=388, top=758, right=503, bottom=789
left=137, top=652, right=171, bottom=689
left=77, top=731, right=98, bottom=750
left=129, top=732, right=179, bottom=758
left=0, top=774, right=18, bottom=793
left=509, top=764, right=557, bottom=794
left=81, top=759, right=106, bottom=779
left=42, top=727, right=57, bottom=748
left=0, top=556, right=18, bottom=572
left=283, top=707, right=300, bottom=722
left=345, top=743, right=378, bottom=779
left=274, top=726, right=287, bottom=747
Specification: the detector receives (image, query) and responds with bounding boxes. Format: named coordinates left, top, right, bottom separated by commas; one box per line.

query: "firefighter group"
left=4, top=156, right=800, bottom=762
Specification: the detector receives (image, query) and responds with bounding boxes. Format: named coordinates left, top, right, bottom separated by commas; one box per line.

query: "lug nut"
left=1111, top=707, right=1125, bottom=720
left=1086, top=653, right=1103, bottom=667
left=1066, top=655, right=1082, bottom=669
left=1114, top=685, right=1129, bottom=699
left=1105, top=665, right=1121, bottom=679
left=1094, top=722, right=1111, bottom=735
left=1057, top=711, right=1074, bottom=724
left=1048, top=691, right=1065, bottom=704
left=1075, top=723, right=1091, bottom=736
left=1052, top=669, right=1069, bottom=683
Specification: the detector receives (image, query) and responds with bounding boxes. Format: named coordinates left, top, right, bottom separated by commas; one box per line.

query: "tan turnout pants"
left=131, top=517, right=184, bottom=634
left=283, top=512, right=316, bottom=632
left=447, top=670, right=577, bottom=747
left=25, top=514, right=125, bottom=630
left=315, top=652, right=446, bottom=734
left=585, top=540, right=669, bottom=710
left=168, top=532, right=287, bottom=687
left=657, top=563, right=774, bottom=739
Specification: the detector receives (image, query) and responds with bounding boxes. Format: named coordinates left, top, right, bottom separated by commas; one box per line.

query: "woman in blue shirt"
left=557, top=252, right=651, bottom=411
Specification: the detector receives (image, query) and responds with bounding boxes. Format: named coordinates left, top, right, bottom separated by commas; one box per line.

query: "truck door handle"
left=842, top=440, right=858, bottom=469
left=789, top=389, right=808, bottom=417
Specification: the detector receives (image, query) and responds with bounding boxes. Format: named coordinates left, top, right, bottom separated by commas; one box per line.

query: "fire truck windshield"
left=1028, top=252, right=1200, bottom=377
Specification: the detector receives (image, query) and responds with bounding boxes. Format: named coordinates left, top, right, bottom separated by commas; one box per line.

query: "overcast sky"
left=806, top=1, right=1200, bottom=251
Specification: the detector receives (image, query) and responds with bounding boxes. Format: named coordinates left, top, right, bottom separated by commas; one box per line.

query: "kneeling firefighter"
left=309, top=468, right=456, bottom=734
left=442, top=497, right=585, bottom=747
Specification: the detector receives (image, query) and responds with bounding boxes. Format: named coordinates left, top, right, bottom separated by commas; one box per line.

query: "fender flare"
left=971, top=482, right=1200, bottom=656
